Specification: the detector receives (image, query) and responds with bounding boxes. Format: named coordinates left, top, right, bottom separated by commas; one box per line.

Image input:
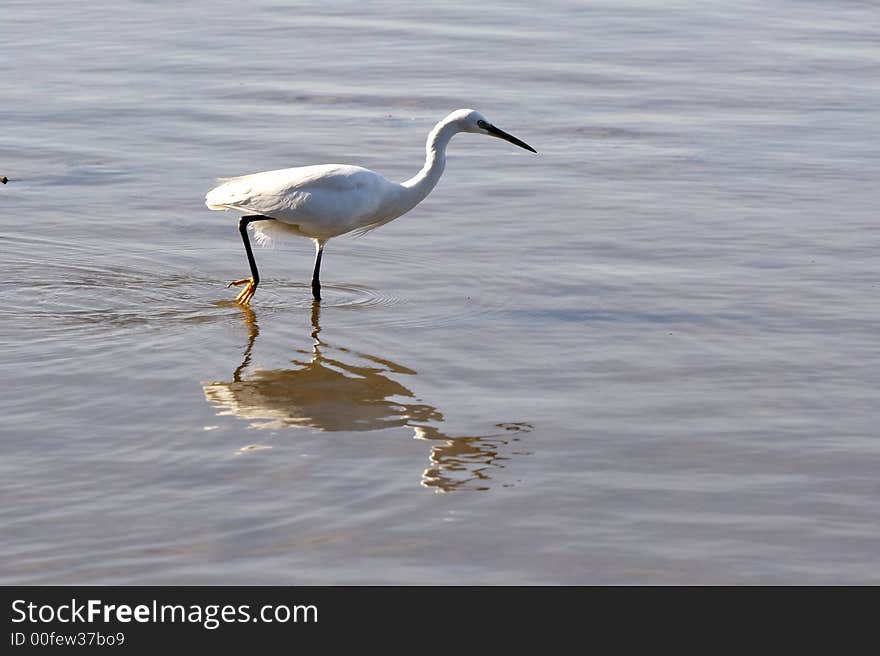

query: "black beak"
left=486, top=124, right=537, bottom=153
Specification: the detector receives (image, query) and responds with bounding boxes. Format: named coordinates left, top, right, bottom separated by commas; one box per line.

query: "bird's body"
left=206, top=109, right=535, bottom=304
left=206, top=164, right=404, bottom=241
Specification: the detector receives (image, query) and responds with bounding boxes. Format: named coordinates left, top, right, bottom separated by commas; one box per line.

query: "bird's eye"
left=477, top=120, right=489, bottom=129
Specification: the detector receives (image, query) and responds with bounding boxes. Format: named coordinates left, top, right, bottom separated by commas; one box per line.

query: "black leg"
left=240, top=215, right=273, bottom=284
left=228, top=215, right=274, bottom=304
left=311, top=241, right=325, bottom=301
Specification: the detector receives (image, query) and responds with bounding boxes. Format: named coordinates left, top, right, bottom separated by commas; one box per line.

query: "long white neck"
left=398, top=116, right=461, bottom=211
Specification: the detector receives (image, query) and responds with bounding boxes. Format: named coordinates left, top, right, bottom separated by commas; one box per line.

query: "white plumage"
left=206, top=164, right=396, bottom=240
left=205, top=108, right=536, bottom=304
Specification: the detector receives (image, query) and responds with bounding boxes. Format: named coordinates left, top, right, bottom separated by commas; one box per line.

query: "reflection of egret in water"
left=202, top=304, right=531, bottom=492
left=205, top=303, right=440, bottom=431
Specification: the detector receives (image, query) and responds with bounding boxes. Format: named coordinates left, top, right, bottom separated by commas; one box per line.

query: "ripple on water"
left=3, top=251, right=235, bottom=354
left=202, top=237, right=516, bottom=329
left=254, top=279, right=401, bottom=311
left=3, top=235, right=517, bottom=352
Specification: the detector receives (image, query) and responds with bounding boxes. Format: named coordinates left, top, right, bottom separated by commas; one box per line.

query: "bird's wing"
left=205, top=165, right=391, bottom=237
left=206, top=165, right=333, bottom=213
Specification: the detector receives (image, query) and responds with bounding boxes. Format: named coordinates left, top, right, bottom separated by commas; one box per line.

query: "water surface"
left=2, top=0, right=879, bottom=583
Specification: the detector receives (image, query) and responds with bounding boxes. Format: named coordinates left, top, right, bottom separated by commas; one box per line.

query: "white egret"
left=205, top=108, right=536, bottom=304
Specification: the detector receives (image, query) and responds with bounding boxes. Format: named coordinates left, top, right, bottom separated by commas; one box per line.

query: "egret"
left=205, top=108, right=536, bottom=304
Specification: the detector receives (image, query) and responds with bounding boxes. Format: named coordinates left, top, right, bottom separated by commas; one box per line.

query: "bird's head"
left=451, top=109, right=537, bottom=153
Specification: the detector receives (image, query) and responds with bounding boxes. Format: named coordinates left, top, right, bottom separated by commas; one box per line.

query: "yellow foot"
left=227, top=277, right=257, bottom=305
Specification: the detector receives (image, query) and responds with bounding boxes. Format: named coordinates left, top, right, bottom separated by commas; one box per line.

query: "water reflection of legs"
left=233, top=303, right=258, bottom=382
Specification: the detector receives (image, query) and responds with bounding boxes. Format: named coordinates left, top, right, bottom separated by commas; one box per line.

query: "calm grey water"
left=2, top=0, right=879, bottom=584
